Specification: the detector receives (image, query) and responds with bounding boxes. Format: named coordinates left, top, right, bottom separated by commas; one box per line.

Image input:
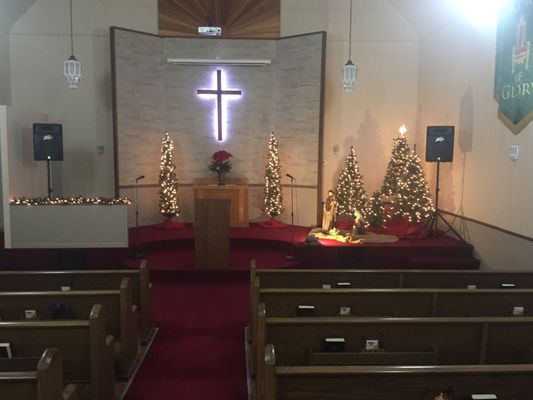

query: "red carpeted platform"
left=126, top=223, right=479, bottom=271
left=0, top=224, right=479, bottom=270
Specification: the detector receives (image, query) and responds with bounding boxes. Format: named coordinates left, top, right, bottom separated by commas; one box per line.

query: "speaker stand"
left=47, top=159, right=53, bottom=199
left=412, top=161, right=467, bottom=244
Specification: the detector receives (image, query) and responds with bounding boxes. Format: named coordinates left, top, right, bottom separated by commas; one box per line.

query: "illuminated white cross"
left=197, top=69, right=242, bottom=141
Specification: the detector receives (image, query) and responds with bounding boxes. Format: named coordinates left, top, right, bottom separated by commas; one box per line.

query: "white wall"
left=0, top=31, right=9, bottom=105
left=5, top=0, right=532, bottom=262
left=113, top=30, right=323, bottom=227
left=5, top=0, right=421, bottom=228
left=0, top=0, right=36, bottom=104
left=417, top=11, right=533, bottom=240
left=0, top=106, right=45, bottom=240
left=9, top=0, right=158, bottom=198
left=282, top=0, right=420, bottom=198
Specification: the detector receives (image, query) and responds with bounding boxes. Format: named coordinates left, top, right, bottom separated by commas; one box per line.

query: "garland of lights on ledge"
left=10, top=196, right=131, bottom=206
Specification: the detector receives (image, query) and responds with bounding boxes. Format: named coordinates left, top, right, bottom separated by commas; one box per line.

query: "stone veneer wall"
left=113, top=28, right=324, bottom=226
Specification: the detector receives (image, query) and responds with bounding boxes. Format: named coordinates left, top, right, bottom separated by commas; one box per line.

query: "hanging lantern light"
left=64, top=0, right=81, bottom=88
left=341, top=0, right=357, bottom=91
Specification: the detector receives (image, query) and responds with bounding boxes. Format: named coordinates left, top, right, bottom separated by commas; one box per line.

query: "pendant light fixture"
left=341, top=0, right=357, bottom=91
left=64, top=0, right=81, bottom=88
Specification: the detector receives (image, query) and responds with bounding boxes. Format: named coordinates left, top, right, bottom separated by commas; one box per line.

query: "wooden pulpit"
left=193, top=178, right=249, bottom=227
left=194, top=198, right=230, bottom=268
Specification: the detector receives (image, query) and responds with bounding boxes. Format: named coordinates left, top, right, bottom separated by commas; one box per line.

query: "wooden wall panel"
left=158, top=0, right=280, bottom=38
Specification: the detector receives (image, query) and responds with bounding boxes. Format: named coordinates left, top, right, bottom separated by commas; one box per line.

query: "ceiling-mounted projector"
left=198, top=26, right=222, bottom=36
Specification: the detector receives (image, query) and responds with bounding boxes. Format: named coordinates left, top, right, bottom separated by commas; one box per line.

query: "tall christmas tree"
left=263, top=132, right=283, bottom=218
left=158, top=131, right=180, bottom=218
left=334, top=146, right=369, bottom=220
left=381, top=125, right=433, bottom=222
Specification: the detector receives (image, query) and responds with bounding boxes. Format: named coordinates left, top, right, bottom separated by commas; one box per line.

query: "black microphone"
left=286, top=173, right=295, bottom=180
left=135, top=175, right=145, bottom=181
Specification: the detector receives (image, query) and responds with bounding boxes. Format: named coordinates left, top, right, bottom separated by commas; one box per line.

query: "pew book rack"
left=0, top=342, right=13, bottom=358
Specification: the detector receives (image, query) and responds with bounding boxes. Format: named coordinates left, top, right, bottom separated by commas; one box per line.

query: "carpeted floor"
left=123, top=272, right=250, bottom=400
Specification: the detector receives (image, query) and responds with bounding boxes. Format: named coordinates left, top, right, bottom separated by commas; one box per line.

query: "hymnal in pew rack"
left=323, top=337, right=345, bottom=352
left=0, top=342, right=13, bottom=358
left=297, top=305, right=315, bottom=316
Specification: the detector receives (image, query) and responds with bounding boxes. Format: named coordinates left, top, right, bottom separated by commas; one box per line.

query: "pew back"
left=263, top=316, right=533, bottom=366
left=270, top=363, right=533, bottom=400
left=0, top=304, right=114, bottom=400
left=255, top=268, right=533, bottom=289
left=0, top=348, right=79, bottom=400
left=259, top=288, right=533, bottom=317
left=0, top=259, right=153, bottom=342
left=0, top=277, right=138, bottom=378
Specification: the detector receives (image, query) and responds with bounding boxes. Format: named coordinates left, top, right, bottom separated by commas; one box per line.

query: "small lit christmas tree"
left=158, top=131, right=180, bottom=218
left=263, top=132, right=284, bottom=218
left=381, top=125, right=433, bottom=222
left=367, top=191, right=385, bottom=228
left=334, top=146, right=369, bottom=220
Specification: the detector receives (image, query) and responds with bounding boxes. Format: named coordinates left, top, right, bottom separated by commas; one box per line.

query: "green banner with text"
left=495, top=0, right=533, bottom=133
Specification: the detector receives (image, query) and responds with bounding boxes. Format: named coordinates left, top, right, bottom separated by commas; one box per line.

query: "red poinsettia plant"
left=208, top=150, right=233, bottom=173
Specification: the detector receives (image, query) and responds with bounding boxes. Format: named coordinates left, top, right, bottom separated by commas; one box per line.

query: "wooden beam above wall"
left=158, top=0, right=280, bottom=38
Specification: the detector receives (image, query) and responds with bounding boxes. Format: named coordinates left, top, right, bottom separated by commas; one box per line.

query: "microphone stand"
left=286, top=175, right=296, bottom=261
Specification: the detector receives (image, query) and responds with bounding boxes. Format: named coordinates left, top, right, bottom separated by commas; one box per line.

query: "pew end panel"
left=139, top=260, right=155, bottom=343
left=89, top=304, right=116, bottom=400
left=36, top=347, right=63, bottom=400
left=118, top=277, right=140, bottom=379
left=0, top=347, right=78, bottom=400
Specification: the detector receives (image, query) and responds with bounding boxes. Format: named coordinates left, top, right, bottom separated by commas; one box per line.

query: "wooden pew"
left=0, top=259, right=154, bottom=343
left=0, top=348, right=79, bottom=400
left=250, top=286, right=533, bottom=370
left=253, top=267, right=533, bottom=289
left=258, top=288, right=533, bottom=318
left=262, top=344, right=533, bottom=400
left=0, top=277, right=138, bottom=379
left=249, top=266, right=533, bottom=356
left=260, top=315, right=533, bottom=365
left=255, top=311, right=533, bottom=399
left=0, top=304, right=115, bottom=400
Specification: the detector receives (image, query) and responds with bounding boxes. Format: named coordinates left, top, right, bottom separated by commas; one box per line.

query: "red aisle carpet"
left=124, top=273, right=249, bottom=400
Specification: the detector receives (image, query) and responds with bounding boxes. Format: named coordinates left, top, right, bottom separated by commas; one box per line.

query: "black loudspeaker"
left=33, top=123, right=63, bottom=161
left=425, top=126, right=454, bottom=162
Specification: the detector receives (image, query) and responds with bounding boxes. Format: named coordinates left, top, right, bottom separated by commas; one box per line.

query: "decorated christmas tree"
left=334, top=146, right=369, bottom=220
left=367, top=191, right=385, bottom=228
left=263, top=132, right=283, bottom=218
left=158, top=131, right=180, bottom=218
left=381, top=125, right=433, bottom=222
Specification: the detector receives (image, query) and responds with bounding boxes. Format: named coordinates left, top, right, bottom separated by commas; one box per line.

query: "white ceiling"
left=387, top=0, right=458, bottom=38
left=0, top=0, right=35, bottom=32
